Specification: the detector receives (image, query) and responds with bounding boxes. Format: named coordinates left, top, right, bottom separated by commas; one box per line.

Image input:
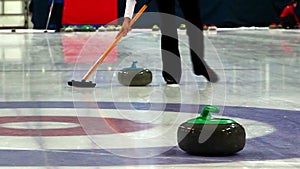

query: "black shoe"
left=165, top=78, right=178, bottom=85
left=163, top=71, right=180, bottom=84
left=194, top=65, right=219, bottom=83
left=204, top=67, right=219, bottom=83
left=165, top=80, right=180, bottom=87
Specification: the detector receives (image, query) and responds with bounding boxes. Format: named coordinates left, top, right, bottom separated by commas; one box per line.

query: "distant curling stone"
left=98, top=25, right=106, bottom=32
left=269, top=23, right=283, bottom=29
left=64, top=25, right=75, bottom=32
left=179, top=24, right=186, bottom=30
left=115, top=25, right=122, bottom=31
left=118, top=61, right=152, bottom=86
left=202, top=24, right=208, bottom=31
left=177, top=105, right=246, bottom=156
left=208, top=25, right=217, bottom=31
left=152, top=24, right=160, bottom=31
left=269, top=23, right=278, bottom=29
left=106, top=25, right=116, bottom=31
left=80, top=25, right=96, bottom=32
left=73, top=25, right=96, bottom=32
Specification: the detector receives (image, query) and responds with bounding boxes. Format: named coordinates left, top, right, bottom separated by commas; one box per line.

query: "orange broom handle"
left=82, top=4, right=149, bottom=81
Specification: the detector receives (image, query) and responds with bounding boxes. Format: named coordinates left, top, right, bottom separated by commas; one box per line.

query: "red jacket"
left=280, top=5, right=300, bottom=23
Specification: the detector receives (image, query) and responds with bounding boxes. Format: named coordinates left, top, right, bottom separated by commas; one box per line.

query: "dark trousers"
left=155, top=0, right=204, bottom=83
left=281, top=14, right=297, bottom=29
left=49, top=3, right=64, bottom=30
left=30, top=0, right=48, bottom=29
left=30, top=0, right=63, bottom=30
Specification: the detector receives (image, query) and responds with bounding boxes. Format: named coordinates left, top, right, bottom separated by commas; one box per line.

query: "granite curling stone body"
left=118, top=61, right=152, bottom=86
left=177, top=105, right=246, bottom=156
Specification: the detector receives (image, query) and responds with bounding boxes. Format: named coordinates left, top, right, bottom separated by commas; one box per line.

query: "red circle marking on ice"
left=0, top=116, right=152, bottom=136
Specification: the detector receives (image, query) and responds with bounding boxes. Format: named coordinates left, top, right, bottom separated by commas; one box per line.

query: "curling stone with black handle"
left=118, top=61, right=152, bottom=86
left=177, top=105, right=246, bottom=156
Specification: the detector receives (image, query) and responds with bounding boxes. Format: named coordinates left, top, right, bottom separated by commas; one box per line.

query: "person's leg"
left=31, top=0, right=49, bottom=29
left=281, top=14, right=297, bottom=29
left=287, top=14, right=297, bottom=28
left=156, top=0, right=181, bottom=84
left=55, top=3, right=64, bottom=32
left=179, top=0, right=218, bottom=82
left=50, top=3, right=64, bottom=32
left=280, top=17, right=288, bottom=28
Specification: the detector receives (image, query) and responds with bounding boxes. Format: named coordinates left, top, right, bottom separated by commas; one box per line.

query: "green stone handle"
left=187, top=105, right=236, bottom=124
left=200, top=105, right=220, bottom=120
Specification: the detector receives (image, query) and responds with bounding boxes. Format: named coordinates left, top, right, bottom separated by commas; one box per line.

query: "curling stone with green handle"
left=179, top=24, right=186, bottom=30
left=64, top=25, right=75, bottom=32
left=98, top=25, right=106, bottom=32
left=118, top=61, right=152, bottom=86
left=106, top=25, right=116, bottom=31
left=152, top=24, right=159, bottom=31
left=76, top=25, right=96, bottom=32
left=177, top=105, right=246, bottom=156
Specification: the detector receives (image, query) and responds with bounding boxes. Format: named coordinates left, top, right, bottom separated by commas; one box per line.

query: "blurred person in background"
left=119, top=0, right=219, bottom=84
left=280, top=0, right=300, bottom=29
